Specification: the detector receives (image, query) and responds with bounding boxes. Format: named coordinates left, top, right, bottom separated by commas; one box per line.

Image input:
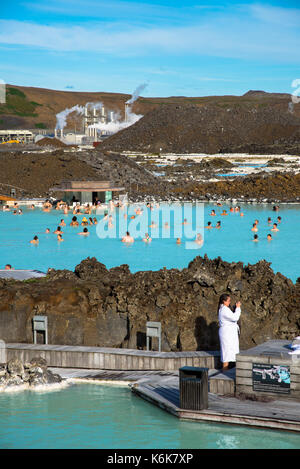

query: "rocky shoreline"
left=0, top=357, right=64, bottom=392
left=0, top=256, right=299, bottom=352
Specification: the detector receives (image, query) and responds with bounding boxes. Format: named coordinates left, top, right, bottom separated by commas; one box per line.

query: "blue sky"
left=0, top=0, right=299, bottom=97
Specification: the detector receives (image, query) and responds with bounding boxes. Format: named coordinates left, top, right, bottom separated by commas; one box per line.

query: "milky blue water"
left=0, top=384, right=299, bottom=449
left=1, top=202, right=299, bottom=281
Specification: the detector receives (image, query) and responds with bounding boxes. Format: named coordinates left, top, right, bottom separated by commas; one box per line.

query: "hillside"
left=1, top=84, right=299, bottom=136
left=101, top=102, right=300, bottom=154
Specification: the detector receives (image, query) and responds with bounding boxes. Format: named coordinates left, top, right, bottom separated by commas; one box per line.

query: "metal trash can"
left=179, top=366, right=209, bottom=410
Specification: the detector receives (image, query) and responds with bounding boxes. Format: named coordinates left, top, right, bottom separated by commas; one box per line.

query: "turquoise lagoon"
left=0, top=202, right=299, bottom=281
left=0, top=383, right=299, bottom=449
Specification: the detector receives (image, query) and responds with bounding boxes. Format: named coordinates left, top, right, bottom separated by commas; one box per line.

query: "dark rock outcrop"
left=0, top=357, right=62, bottom=389
left=0, top=256, right=299, bottom=352
left=101, top=103, right=300, bottom=155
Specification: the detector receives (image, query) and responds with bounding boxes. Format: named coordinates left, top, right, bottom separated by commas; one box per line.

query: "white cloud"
left=0, top=4, right=299, bottom=63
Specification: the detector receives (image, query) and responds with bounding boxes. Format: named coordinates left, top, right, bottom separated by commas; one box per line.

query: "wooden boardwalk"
left=131, top=376, right=300, bottom=433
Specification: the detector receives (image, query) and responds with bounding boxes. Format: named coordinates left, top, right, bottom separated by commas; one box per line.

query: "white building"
left=0, top=130, right=34, bottom=144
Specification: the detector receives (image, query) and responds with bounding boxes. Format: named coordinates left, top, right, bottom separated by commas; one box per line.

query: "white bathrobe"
left=218, top=304, right=241, bottom=363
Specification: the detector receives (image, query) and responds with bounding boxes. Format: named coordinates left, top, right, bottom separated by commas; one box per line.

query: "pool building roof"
left=49, top=180, right=125, bottom=192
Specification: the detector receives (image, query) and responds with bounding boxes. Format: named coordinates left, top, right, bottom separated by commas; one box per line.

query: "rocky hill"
left=101, top=102, right=300, bottom=154
left=0, top=148, right=159, bottom=199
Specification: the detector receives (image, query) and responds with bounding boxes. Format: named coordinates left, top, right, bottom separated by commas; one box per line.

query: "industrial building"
left=0, top=130, right=34, bottom=144
left=54, top=104, right=117, bottom=145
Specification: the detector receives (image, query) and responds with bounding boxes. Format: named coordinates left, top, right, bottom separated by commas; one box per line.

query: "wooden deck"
left=131, top=376, right=300, bottom=433
left=5, top=343, right=220, bottom=372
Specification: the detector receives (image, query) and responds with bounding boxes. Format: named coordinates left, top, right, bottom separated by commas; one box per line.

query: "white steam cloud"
left=55, top=84, right=148, bottom=136
left=126, top=83, right=148, bottom=104
left=55, top=101, right=104, bottom=130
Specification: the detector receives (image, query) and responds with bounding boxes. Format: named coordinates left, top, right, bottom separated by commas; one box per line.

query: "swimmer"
left=93, top=217, right=98, bottom=225
left=271, top=223, right=279, bottom=232
left=176, top=238, right=181, bottom=245
left=142, top=233, right=152, bottom=243
left=182, top=218, right=188, bottom=225
left=30, top=235, right=39, bottom=244
left=54, top=226, right=63, bottom=234
left=84, top=204, right=92, bottom=215
left=3, top=205, right=10, bottom=212
left=273, top=205, right=280, bottom=212
left=89, top=217, right=94, bottom=225
left=277, top=216, right=282, bottom=223
left=81, top=217, right=88, bottom=226
left=45, top=228, right=50, bottom=234
left=205, top=222, right=212, bottom=229
left=149, top=221, right=157, bottom=228
left=251, top=223, right=258, bottom=232
left=78, top=227, right=89, bottom=236
left=5, top=264, right=12, bottom=270
left=63, top=205, right=69, bottom=215
left=216, top=221, right=221, bottom=229
left=230, top=207, right=234, bottom=213
left=164, top=222, right=169, bottom=228
left=18, top=209, right=23, bottom=215
left=14, top=202, right=19, bottom=209
left=210, top=210, right=216, bottom=216
left=267, top=217, right=272, bottom=224
left=194, top=233, right=203, bottom=245
left=59, top=219, right=66, bottom=227
left=122, top=231, right=134, bottom=243
left=253, top=234, right=259, bottom=242
left=240, top=211, right=244, bottom=217
left=221, top=210, right=228, bottom=216
left=254, top=219, right=259, bottom=226
left=267, top=233, right=272, bottom=241
left=30, top=204, right=35, bottom=210
left=57, top=234, right=64, bottom=242
left=70, top=216, right=79, bottom=227
left=13, top=210, right=17, bottom=215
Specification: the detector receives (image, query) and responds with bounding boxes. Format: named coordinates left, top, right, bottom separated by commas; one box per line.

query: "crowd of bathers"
left=206, top=203, right=281, bottom=242
left=2, top=198, right=282, bottom=256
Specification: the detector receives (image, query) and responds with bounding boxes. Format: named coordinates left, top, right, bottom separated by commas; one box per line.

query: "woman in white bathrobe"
left=218, top=294, right=241, bottom=370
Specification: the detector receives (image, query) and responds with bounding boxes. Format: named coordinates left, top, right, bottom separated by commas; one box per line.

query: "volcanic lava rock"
left=0, top=357, right=62, bottom=389
left=0, top=256, right=299, bottom=352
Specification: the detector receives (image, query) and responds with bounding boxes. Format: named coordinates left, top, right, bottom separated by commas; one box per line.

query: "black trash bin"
left=179, top=366, right=209, bottom=410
